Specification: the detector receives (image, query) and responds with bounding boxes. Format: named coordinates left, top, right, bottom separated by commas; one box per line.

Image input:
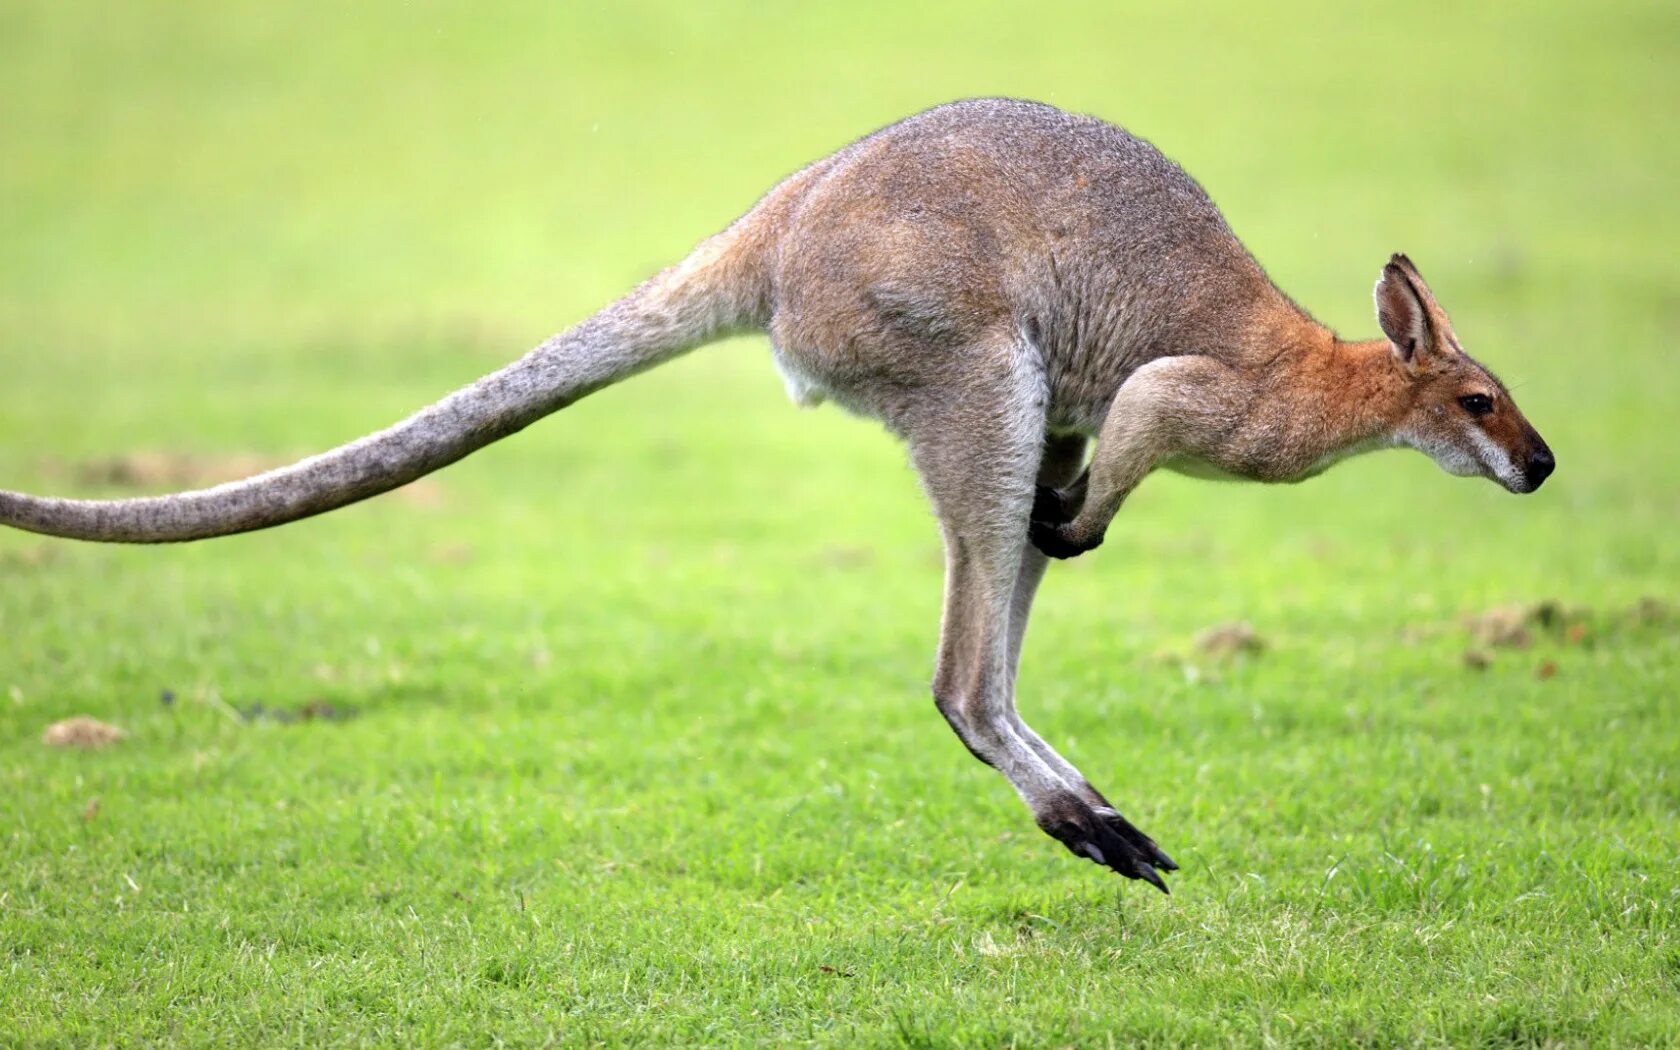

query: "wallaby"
left=1, top=99, right=1554, bottom=892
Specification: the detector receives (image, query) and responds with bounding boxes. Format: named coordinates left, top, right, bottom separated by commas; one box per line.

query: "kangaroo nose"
left=1526, top=448, right=1555, bottom=490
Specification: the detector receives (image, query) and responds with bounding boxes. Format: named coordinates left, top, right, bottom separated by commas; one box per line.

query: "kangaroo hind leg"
left=909, top=346, right=1170, bottom=890
left=1006, top=432, right=1178, bottom=874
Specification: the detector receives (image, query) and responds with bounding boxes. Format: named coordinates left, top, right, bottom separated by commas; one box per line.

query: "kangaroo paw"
left=1031, top=484, right=1075, bottom=525
left=1028, top=519, right=1102, bottom=560
left=1035, top=792, right=1172, bottom=893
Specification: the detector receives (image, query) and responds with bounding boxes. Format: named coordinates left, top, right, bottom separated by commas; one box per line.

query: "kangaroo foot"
left=1034, top=791, right=1173, bottom=893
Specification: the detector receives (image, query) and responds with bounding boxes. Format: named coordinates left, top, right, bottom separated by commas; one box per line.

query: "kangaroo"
left=0, top=99, right=1553, bottom=892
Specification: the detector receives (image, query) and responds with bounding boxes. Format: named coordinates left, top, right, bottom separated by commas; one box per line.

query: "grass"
left=2, top=1, right=1677, bottom=1045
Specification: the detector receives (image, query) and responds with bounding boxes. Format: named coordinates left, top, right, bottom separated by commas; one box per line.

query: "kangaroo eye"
left=1458, top=394, right=1494, bottom=417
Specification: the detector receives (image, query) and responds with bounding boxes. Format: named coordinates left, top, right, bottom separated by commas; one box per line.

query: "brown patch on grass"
left=1465, top=606, right=1535, bottom=649
left=1451, top=598, right=1672, bottom=669
left=391, top=479, right=446, bottom=509
left=42, top=717, right=127, bottom=749
left=1195, top=622, right=1266, bottom=659
left=428, top=542, right=475, bottom=564
left=1633, top=596, right=1672, bottom=624
left=57, top=452, right=290, bottom=490
left=299, top=699, right=347, bottom=721
left=237, top=698, right=357, bottom=725
left=1465, top=600, right=1583, bottom=650
left=42, top=452, right=444, bottom=508
left=0, top=545, right=60, bottom=570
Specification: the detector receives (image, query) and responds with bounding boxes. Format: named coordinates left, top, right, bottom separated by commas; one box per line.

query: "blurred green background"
left=2, top=2, right=1676, bottom=1045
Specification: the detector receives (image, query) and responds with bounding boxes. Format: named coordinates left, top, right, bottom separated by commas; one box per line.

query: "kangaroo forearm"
left=1031, top=355, right=1235, bottom=558
left=1032, top=442, right=1159, bottom=558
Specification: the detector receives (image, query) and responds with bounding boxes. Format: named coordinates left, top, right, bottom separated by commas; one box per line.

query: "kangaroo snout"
left=1523, top=444, right=1556, bottom=492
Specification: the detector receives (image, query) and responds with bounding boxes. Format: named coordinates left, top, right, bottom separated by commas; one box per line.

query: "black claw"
left=1128, top=833, right=1178, bottom=873
left=1097, top=810, right=1178, bottom=873
left=1134, top=861, right=1169, bottom=894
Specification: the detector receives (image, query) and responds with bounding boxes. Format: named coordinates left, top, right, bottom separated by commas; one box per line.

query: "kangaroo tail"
left=0, top=228, right=766, bottom=543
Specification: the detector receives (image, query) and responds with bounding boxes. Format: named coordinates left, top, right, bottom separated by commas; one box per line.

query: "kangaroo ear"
left=1374, top=253, right=1435, bottom=366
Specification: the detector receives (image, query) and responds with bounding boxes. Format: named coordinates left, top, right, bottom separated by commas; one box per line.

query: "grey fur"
left=1, top=99, right=1552, bottom=889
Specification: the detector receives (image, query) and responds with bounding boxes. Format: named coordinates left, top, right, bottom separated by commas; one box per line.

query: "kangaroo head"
left=1375, top=254, right=1554, bottom=493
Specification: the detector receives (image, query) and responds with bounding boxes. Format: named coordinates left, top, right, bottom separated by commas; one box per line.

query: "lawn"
left=2, top=1, right=1677, bottom=1045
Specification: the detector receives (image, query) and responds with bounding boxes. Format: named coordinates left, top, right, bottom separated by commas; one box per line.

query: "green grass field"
left=3, top=2, right=1677, bottom=1045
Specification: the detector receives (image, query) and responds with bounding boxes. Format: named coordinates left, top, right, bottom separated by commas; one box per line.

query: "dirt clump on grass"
left=1463, top=600, right=1584, bottom=651
left=61, top=452, right=289, bottom=490
left=1455, top=597, right=1671, bottom=671
left=0, top=545, right=60, bottom=570
left=43, top=452, right=444, bottom=507
left=1195, top=622, right=1266, bottom=659
left=1633, top=596, right=1672, bottom=624
left=42, top=717, right=127, bottom=749
left=428, top=542, right=475, bottom=564
left=237, top=698, right=356, bottom=725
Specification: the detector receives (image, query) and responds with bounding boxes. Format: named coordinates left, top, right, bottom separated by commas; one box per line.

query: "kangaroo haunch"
left=0, top=99, right=1555, bottom=891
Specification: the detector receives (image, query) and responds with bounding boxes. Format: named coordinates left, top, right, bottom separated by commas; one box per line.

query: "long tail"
left=0, top=229, right=764, bottom=543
